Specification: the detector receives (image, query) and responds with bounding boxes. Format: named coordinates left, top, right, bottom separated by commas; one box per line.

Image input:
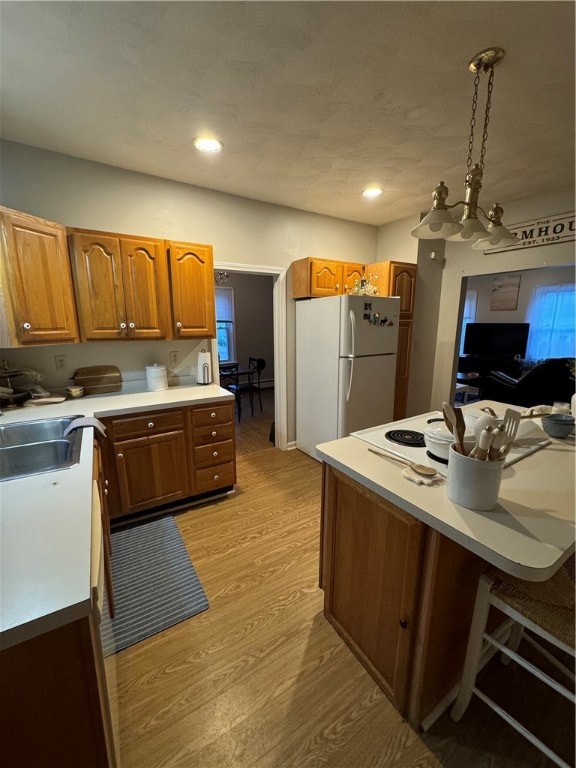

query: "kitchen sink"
left=0, top=416, right=84, bottom=481
left=0, top=415, right=83, bottom=447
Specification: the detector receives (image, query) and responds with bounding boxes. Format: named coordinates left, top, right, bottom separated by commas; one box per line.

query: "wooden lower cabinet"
left=321, top=465, right=487, bottom=725
left=101, top=401, right=236, bottom=519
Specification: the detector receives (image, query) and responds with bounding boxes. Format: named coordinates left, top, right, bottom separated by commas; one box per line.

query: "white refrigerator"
left=296, top=294, right=400, bottom=459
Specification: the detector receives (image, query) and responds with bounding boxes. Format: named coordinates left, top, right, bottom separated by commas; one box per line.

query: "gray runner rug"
left=102, top=515, right=209, bottom=653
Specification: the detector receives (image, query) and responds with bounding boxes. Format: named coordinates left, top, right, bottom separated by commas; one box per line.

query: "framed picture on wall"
left=490, top=274, right=521, bottom=311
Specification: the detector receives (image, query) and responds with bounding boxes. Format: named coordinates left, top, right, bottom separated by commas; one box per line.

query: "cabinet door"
left=342, top=262, right=364, bottom=293
left=0, top=207, right=79, bottom=345
left=120, top=237, right=172, bottom=339
left=393, top=319, right=412, bottom=421
left=168, top=242, right=216, bottom=338
left=323, top=468, right=424, bottom=714
left=114, top=430, right=190, bottom=515
left=69, top=231, right=127, bottom=340
left=390, top=263, right=417, bottom=318
left=309, top=259, right=343, bottom=297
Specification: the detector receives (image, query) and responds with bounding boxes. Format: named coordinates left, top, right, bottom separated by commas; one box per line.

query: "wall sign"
left=490, top=274, right=521, bottom=311
left=484, top=211, right=575, bottom=254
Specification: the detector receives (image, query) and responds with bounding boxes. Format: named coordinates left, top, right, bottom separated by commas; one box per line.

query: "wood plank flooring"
left=115, top=405, right=574, bottom=768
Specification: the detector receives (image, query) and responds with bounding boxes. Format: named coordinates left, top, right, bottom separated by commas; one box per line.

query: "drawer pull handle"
left=148, top=422, right=154, bottom=428
left=117, top=453, right=123, bottom=459
left=213, top=451, right=218, bottom=457
left=211, top=412, right=216, bottom=418
left=211, top=431, right=217, bottom=437
left=213, top=474, right=219, bottom=481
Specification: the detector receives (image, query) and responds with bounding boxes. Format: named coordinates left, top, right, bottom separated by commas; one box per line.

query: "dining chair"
left=219, top=363, right=243, bottom=422
left=248, top=357, right=266, bottom=412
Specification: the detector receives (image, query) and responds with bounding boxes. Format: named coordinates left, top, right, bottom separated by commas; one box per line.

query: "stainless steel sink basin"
left=0, top=415, right=83, bottom=447
left=0, top=416, right=84, bottom=481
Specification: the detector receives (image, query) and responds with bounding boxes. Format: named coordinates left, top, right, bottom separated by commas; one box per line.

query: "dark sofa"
left=480, top=357, right=575, bottom=408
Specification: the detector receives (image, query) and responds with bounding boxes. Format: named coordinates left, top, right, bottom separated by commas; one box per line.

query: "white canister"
left=146, top=364, right=168, bottom=391
left=446, top=442, right=505, bottom=511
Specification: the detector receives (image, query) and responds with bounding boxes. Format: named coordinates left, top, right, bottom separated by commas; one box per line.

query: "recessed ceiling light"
left=193, top=137, right=223, bottom=153
left=362, top=187, right=383, bottom=199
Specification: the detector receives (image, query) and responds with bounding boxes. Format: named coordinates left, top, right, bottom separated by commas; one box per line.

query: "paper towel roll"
left=146, top=364, right=168, bottom=391
left=197, top=351, right=212, bottom=385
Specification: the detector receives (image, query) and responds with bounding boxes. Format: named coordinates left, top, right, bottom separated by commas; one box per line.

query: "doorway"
left=213, top=261, right=288, bottom=451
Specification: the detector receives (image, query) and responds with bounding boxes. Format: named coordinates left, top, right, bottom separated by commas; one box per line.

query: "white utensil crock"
left=446, top=442, right=504, bottom=511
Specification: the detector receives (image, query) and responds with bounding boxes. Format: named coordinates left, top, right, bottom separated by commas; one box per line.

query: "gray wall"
left=0, top=140, right=377, bottom=443
left=220, top=272, right=275, bottom=383
left=467, top=265, right=574, bottom=324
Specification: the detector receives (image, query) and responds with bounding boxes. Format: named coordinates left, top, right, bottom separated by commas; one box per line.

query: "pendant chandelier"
left=411, top=47, right=519, bottom=250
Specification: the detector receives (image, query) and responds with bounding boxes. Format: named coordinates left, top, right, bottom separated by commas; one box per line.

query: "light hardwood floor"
left=115, top=400, right=574, bottom=768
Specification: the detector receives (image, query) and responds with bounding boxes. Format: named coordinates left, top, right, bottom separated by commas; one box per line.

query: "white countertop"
left=0, top=384, right=233, bottom=649
left=317, top=402, right=575, bottom=583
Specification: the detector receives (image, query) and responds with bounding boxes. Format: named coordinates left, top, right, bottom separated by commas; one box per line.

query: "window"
left=215, top=287, right=236, bottom=363
left=525, top=283, right=575, bottom=361
left=459, top=290, right=478, bottom=354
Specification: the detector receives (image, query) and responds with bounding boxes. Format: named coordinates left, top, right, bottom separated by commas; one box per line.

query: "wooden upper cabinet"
left=292, top=257, right=365, bottom=298
left=370, top=261, right=417, bottom=318
left=0, top=206, right=79, bottom=346
left=168, top=242, right=216, bottom=338
left=69, top=229, right=172, bottom=341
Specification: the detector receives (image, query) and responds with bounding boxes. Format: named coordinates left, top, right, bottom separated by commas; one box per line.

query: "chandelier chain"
left=466, top=72, right=480, bottom=171
left=479, top=66, right=494, bottom=171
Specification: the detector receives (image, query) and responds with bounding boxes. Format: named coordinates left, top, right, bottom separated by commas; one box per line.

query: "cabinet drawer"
left=192, top=403, right=233, bottom=427
left=194, top=440, right=234, bottom=469
left=195, top=462, right=235, bottom=493
left=108, top=409, right=185, bottom=440
left=194, top=422, right=234, bottom=446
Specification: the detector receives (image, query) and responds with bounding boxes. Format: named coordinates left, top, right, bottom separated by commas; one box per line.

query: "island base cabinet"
left=322, top=467, right=425, bottom=714
left=0, top=615, right=116, bottom=768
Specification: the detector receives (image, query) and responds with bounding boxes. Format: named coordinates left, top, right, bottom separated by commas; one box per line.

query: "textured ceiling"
left=0, top=1, right=574, bottom=226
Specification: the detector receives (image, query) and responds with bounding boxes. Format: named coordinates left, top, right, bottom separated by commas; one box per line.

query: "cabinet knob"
left=210, top=412, right=216, bottom=418
left=211, top=431, right=217, bottom=437
left=104, top=479, right=109, bottom=487
left=148, top=422, right=154, bottom=428
left=117, top=453, right=123, bottom=459
left=213, top=474, right=219, bottom=481
left=129, top=322, right=136, bottom=329
left=119, top=322, right=127, bottom=330
left=399, top=619, right=409, bottom=630
left=213, top=451, right=218, bottom=457
left=103, top=488, right=108, bottom=496
left=22, top=322, right=32, bottom=330
left=176, top=322, right=182, bottom=332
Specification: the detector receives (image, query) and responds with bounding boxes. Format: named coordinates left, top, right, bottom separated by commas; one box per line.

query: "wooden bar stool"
left=451, top=557, right=575, bottom=768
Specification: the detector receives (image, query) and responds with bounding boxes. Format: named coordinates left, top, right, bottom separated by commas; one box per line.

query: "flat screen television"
left=463, top=323, right=530, bottom=359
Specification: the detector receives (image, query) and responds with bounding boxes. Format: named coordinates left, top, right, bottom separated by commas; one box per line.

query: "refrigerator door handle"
left=349, top=309, right=356, bottom=358
left=345, top=357, right=354, bottom=402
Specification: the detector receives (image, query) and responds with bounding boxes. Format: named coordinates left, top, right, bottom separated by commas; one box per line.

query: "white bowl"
left=424, top=421, right=473, bottom=461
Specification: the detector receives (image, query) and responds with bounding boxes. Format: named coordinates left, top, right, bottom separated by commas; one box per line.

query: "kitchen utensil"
left=500, top=408, right=521, bottom=455
left=475, top=426, right=494, bottom=461
left=401, top=468, right=443, bottom=486
left=473, top=413, right=500, bottom=442
left=443, top=402, right=466, bottom=455
left=368, top=446, right=438, bottom=477
left=487, top=424, right=507, bottom=460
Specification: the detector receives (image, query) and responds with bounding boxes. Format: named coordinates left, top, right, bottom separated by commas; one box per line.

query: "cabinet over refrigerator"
left=296, top=294, right=400, bottom=459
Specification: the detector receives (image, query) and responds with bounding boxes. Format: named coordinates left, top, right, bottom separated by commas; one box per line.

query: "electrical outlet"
left=169, top=351, right=178, bottom=366
left=54, top=355, right=66, bottom=371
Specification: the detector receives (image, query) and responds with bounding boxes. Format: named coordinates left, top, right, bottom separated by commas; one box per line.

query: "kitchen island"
left=316, top=401, right=575, bottom=728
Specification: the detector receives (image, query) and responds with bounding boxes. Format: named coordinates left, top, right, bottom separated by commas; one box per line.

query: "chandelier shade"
left=411, top=47, right=519, bottom=251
